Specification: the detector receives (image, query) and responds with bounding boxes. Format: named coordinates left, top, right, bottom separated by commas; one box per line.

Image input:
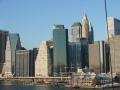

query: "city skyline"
left=0, top=0, right=119, bottom=49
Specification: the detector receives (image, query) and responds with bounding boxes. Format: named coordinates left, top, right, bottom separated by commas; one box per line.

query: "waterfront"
left=0, top=85, right=120, bottom=90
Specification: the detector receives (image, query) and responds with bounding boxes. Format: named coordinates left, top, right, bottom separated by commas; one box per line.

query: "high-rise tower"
left=82, top=15, right=89, bottom=39
left=35, top=41, right=53, bottom=77
left=5, top=33, right=21, bottom=76
left=70, top=22, right=82, bottom=42
left=88, top=22, right=94, bottom=44
left=53, top=24, right=68, bottom=76
left=0, top=30, right=8, bottom=74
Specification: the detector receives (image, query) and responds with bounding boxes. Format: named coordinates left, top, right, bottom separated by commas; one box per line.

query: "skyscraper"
left=0, top=30, right=8, bottom=74
left=32, top=48, right=38, bottom=76
left=108, top=17, right=120, bottom=38
left=4, top=33, right=21, bottom=76
left=5, top=36, right=12, bottom=75
left=68, top=42, right=82, bottom=71
left=82, top=15, right=89, bottom=39
left=70, top=22, right=82, bottom=42
left=15, top=50, right=33, bottom=77
left=0, top=30, right=8, bottom=63
left=88, top=22, right=94, bottom=44
left=109, top=36, right=120, bottom=73
left=35, top=41, right=53, bottom=77
left=9, top=33, right=21, bottom=74
left=53, top=24, right=68, bottom=76
left=89, top=41, right=109, bottom=74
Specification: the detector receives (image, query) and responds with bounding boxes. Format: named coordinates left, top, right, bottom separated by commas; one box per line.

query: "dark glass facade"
left=0, top=30, right=8, bottom=63
left=68, top=42, right=82, bottom=72
left=68, top=38, right=88, bottom=72
left=9, top=33, right=21, bottom=74
left=53, top=25, right=68, bottom=76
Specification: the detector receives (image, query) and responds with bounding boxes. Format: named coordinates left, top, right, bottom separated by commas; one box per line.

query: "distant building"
left=88, top=22, right=94, bottom=44
left=68, top=42, right=82, bottom=72
left=0, top=30, right=8, bottom=63
left=5, top=36, right=12, bottom=75
left=109, top=35, right=120, bottom=74
left=70, top=22, right=82, bottom=42
left=4, top=33, right=21, bottom=76
left=32, top=48, right=38, bottom=76
left=82, top=15, right=89, bottom=39
left=89, top=41, right=109, bottom=74
left=0, top=30, right=8, bottom=74
left=15, top=50, right=33, bottom=77
left=68, top=38, right=89, bottom=72
left=70, top=15, right=94, bottom=44
left=35, top=41, right=53, bottom=77
left=53, top=24, right=68, bottom=76
left=108, top=17, right=120, bottom=38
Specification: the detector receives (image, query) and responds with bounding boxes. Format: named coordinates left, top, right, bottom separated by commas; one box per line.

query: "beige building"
left=108, top=17, right=120, bottom=38
left=35, top=41, right=52, bottom=77
left=82, top=15, right=89, bottom=39
left=89, top=41, right=108, bottom=74
left=110, top=35, right=120, bottom=74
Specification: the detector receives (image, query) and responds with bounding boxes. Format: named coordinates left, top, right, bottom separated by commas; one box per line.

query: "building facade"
left=5, top=36, right=12, bottom=75
left=70, top=22, right=82, bottom=42
left=89, top=41, right=109, bottom=74
left=109, top=36, right=120, bottom=74
left=15, top=50, right=33, bottom=77
left=68, top=42, right=82, bottom=72
left=9, top=33, right=21, bottom=74
left=108, top=17, right=120, bottom=38
left=82, top=15, right=89, bottom=39
left=35, top=41, right=53, bottom=77
left=0, top=30, right=8, bottom=74
left=53, top=24, right=68, bottom=76
left=88, top=22, right=94, bottom=44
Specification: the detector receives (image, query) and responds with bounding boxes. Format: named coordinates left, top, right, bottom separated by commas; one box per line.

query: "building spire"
left=89, top=22, right=93, bottom=31
left=82, top=14, right=89, bottom=38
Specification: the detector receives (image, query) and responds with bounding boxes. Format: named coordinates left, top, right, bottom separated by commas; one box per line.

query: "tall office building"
left=9, top=33, right=21, bottom=74
left=68, top=38, right=89, bottom=71
left=4, top=33, right=21, bottom=76
left=82, top=15, right=89, bottom=39
left=88, top=22, right=94, bottom=44
left=35, top=41, right=53, bottom=77
left=89, top=41, right=109, bottom=74
left=5, top=36, right=12, bottom=74
left=70, top=22, right=82, bottom=42
left=108, top=17, right=120, bottom=38
left=15, top=50, right=33, bottom=77
left=0, top=30, right=8, bottom=74
left=53, top=24, right=68, bottom=76
left=32, top=48, right=38, bottom=76
left=109, top=36, right=120, bottom=74
left=68, top=42, right=82, bottom=71
left=0, top=30, right=8, bottom=63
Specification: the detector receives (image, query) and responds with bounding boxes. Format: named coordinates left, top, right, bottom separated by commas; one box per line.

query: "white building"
left=35, top=41, right=52, bottom=77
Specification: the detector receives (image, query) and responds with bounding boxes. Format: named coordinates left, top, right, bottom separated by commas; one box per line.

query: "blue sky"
left=0, top=0, right=119, bottom=49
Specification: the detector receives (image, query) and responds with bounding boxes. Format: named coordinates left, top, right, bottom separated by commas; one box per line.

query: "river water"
left=0, top=85, right=120, bottom=90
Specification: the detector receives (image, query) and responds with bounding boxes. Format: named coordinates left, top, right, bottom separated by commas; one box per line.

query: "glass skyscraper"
left=9, top=33, right=21, bottom=74
left=53, top=25, right=68, bottom=76
left=68, top=42, right=82, bottom=72
left=0, top=30, right=8, bottom=74
left=0, top=30, right=8, bottom=63
left=68, top=38, right=89, bottom=72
